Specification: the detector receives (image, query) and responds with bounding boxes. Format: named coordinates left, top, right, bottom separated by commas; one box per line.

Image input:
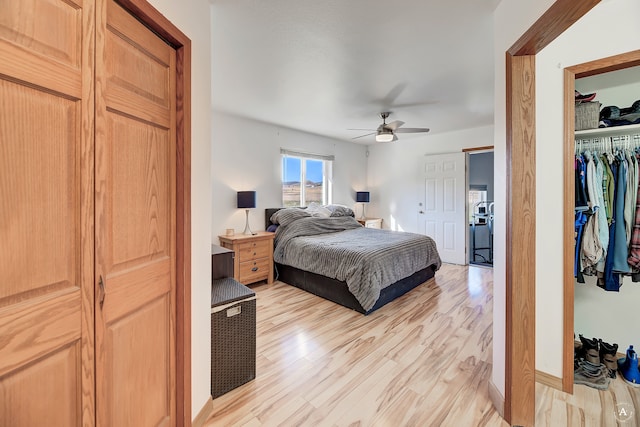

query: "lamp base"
left=242, top=209, right=255, bottom=235
left=360, top=203, right=366, bottom=220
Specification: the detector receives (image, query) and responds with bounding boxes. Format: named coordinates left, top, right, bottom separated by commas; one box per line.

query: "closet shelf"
left=575, top=123, right=640, bottom=138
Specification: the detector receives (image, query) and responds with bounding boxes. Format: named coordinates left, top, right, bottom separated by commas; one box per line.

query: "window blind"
left=280, top=148, right=335, bottom=162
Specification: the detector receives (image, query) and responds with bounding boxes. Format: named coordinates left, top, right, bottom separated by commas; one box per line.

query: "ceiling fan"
left=350, top=112, right=430, bottom=143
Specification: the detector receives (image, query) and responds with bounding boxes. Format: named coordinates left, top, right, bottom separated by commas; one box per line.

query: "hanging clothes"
left=601, top=156, right=621, bottom=291
left=581, top=152, right=603, bottom=272
left=628, top=151, right=640, bottom=268
left=575, top=135, right=640, bottom=291
left=593, top=154, right=609, bottom=273
left=612, top=152, right=630, bottom=274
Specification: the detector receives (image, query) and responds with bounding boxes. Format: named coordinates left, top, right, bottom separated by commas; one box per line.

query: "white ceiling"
left=210, top=0, right=499, bottom=144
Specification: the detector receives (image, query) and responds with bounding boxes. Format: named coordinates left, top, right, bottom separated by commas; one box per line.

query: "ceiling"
left=210, top=0, right=499, bottom=144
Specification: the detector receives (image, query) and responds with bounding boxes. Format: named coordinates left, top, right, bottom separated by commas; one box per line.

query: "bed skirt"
left=274, top=263, right=437, bottom=314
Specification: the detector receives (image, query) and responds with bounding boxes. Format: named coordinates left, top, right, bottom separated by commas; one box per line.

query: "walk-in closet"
left=572, top=63, right=640, bottom=389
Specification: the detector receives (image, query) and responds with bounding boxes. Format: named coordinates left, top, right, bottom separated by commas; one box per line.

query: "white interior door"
left=420, top=152, right=467, bottom=264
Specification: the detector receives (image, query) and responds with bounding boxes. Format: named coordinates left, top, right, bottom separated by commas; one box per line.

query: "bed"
left=265, top=206, right=442, bottom=314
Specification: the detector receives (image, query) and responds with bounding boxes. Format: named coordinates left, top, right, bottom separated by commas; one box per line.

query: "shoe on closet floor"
left=579, top=334, right=600, bottom=364
left=574, top=337, right=583, bottom=370
left=599, top=339, right=618, bottom=379
left=574, top=359, right=610, bottom=390
left=618, top=345, right=640, bottom=387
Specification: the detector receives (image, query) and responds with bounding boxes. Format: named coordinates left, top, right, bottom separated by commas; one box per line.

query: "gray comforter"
left=273, top=216, right=442, bottom=310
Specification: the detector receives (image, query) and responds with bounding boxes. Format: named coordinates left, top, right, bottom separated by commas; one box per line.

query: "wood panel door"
left=95, top=0, right=177, bottom=425
left=0, top=0, right=95, bottom=425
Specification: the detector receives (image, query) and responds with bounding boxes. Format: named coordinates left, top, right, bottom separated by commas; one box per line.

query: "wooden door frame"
left=504, top=0, right=600, bottom=425
left=562, top=50, right=640, bottom=395
left=114, top=1, right=192, bottom=424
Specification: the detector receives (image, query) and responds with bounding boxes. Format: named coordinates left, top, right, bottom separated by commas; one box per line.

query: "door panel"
left=421, top=152, right=467, bottom=265
left=0, top=343, right=80, bottom=426
left=0, top=80, right=78, bottom=301
left=0, top=0, right=93, bottom=424
left=109, top=297, right=170, bottom=427
left=0, top=0, right=82, bottom=67
left=107, top=114, right=170, bottom=269
left=95, top=0, right=176, bottom=425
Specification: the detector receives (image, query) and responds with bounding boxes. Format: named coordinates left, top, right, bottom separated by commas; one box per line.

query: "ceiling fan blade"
left=392, top=134, right=398, bottom=142
left=380, top=83, right=407, bottom=108
left=395, top=127, right=430, bottom=133
left=386, top=120, right=404, bottom=131
left=351, top=132, right=376, bottom=140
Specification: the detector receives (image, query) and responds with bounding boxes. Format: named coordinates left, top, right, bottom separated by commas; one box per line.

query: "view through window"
left=469, top=185, right=488, bottom=223
left=281, top=150, right=333, bottom=207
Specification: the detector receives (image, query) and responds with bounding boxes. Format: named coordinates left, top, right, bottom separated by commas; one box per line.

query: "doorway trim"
left=115, top=0, right=192, bottom=424
left=504, top=0, right=601, bottom=425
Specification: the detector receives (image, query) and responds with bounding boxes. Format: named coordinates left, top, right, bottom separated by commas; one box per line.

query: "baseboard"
left=192, top=396, right=213, bottom=427
left=488, top=379, right=504, bottom=419
left=536, top=369, right=563, bottom=391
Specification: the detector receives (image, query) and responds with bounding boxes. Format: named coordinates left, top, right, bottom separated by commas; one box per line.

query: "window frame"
left=280, top=149, right=334, bottom=207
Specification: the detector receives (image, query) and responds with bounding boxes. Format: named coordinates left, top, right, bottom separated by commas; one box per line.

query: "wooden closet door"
left=0, top=0, right=95, bottom=425
left=95, top=0, right=177, bottom=425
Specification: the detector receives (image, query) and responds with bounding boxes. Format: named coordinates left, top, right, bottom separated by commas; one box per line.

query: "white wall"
left=576, top=71, right=640, bottom=114
left=367, top=126, right=494, bottom=232
left=535, top=0, right=640, bottom=377
left=211, top=111, right=367, bottom=238
left=493, top=0, right=556, bottom=401
left=145, top=0, right=212, bottom=419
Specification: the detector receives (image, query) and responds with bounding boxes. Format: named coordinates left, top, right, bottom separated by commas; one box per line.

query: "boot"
left=599, top=339, right=618, bottom=379
left=574, top=359, right=610, bottom=390
left=579, top=334, right=600, bottom=364
left=574, top=333, right=583, bottom=369
left=618, top=345, right=640, bottom=387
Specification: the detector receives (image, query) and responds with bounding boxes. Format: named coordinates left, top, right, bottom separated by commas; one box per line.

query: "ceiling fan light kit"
left=351, top=111, right=430, bottom=143
left=375, top=130, right=394, bottom=143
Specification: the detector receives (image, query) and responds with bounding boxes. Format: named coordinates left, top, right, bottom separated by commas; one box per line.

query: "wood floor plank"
left=206, top=263, right=640, bottom=426
left=205, top=264, right=507, bottom=426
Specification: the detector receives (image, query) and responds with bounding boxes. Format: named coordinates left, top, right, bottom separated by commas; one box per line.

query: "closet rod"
left=575, top=134, right=640, bottom=154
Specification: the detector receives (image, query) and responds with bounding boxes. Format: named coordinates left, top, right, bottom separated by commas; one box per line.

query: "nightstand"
left=357, top=217, right=383, bottom=229
left=218, top=232, right=275, bottom=285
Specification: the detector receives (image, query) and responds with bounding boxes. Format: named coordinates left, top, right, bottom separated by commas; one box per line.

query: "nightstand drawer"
left=239, top=258, right=270, bottom=283
left=237, top=240, right=270, bottom=262
left=357, top=218, right=382, bottom=229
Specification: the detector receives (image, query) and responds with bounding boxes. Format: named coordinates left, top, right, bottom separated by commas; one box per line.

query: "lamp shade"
left=237, top=191, right=256, bottom=209
left=356, top=191, right=370, bottom=203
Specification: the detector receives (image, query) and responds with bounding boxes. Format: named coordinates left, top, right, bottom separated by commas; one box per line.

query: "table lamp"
left=356, top=191, right=370, bottom=219
left=237, top=191, right=256, bottom=235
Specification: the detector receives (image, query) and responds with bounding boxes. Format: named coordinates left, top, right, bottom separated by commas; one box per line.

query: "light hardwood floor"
left=536, top=375, right=640, bottom=426
left=205, top=264, right=506, bottom=426
left=204, top=264, right=640, bottom=426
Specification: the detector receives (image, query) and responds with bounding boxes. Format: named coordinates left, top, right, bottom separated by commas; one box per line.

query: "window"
left=281, top=149, right=333, bottom=207
left=469, top=185, right=488, bottom=223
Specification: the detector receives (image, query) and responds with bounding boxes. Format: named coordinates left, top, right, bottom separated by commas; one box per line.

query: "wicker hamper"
left=211, top=277, right=256, bottom=399
left=575, top=101, right=600, bottom=130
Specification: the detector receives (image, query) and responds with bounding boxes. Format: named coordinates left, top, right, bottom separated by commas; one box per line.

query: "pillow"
left=305, top=202, right=332, bottom=218
left=325, top=204, right=355, bottom=217
left=266, top=224, right=278, bottom=232
left=270, top=208, right=311, bottom=226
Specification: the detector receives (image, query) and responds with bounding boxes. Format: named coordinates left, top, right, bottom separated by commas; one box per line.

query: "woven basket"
left=575, top=101, right=600, bottom=130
